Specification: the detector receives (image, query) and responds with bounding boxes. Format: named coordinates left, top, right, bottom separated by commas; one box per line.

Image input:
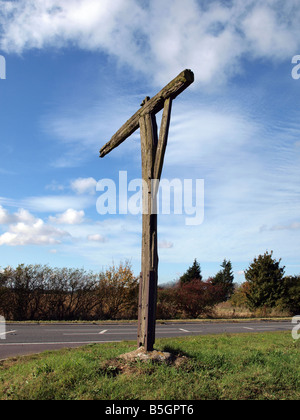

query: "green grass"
left=0, top=332, right=299, bottom=400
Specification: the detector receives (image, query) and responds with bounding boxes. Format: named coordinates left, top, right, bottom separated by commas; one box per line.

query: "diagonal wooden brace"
left=100, top=70, right=194, bottom=158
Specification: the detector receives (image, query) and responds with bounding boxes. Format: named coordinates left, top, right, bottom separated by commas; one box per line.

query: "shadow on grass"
left=159, top=344, right=193, bottom=359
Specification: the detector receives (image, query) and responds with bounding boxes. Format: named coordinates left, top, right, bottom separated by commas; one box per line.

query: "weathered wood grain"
left=100, top=69, right=194, bottom=351
left=153, top=97, right=172, bottom=182
left=138, top=113, right=158, bottom=350
left=99, top=69, right=194, bottom=158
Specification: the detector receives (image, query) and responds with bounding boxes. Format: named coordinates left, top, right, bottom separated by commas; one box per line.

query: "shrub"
left=157, top=285, right=179, bottom=319
left=279, top=275, right=300, bottom=315
left=96, top=261, right=139, bottom=320
left=179, top=259, right=202, bottom=285
left=175, top=278, right=224, bottom=318
left=212, top=259, right=235, bottom=301
left=245, top=251, right=285, bottom=310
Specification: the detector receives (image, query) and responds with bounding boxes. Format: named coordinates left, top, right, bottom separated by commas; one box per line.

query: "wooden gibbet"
left=100, top=69, right=194, bottom=351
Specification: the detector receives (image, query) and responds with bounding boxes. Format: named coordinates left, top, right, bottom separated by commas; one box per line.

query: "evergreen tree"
left=280, top=275, right=300, bottom=315
left=245, top=251, right=285, bottom=310
left=212, top=259, right=235, bottom=301
left=179, top=259, right=202, bottom=285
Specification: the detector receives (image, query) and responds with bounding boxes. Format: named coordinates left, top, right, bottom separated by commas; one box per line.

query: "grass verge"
left=0, top=331, right=299, bottom=400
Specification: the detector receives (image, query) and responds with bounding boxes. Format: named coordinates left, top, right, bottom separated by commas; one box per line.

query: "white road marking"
left=63, top=333, right=96, bottom=336
left=243, top=327, right=254, bottom=330
left=179, top=328, right=190, bottom=333
left=63, top=329, right=108, bottom=336
left=0, top=340, right=121, bottom=346
left=0, top=330, right=16, bottom=337
left=256, top=325, right=291, bottom=330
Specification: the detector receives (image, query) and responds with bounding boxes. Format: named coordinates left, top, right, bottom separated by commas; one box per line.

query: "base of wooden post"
left=137, top=271, right=157, bottom=352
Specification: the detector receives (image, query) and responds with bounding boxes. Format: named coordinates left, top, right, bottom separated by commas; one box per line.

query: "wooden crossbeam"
left=99, top=69, right=194, bottom=158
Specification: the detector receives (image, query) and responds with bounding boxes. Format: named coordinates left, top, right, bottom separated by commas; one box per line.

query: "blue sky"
left=0, top=0, right=300, bottom=284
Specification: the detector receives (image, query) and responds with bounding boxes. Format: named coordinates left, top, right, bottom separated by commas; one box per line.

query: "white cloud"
left=1, top=0, right=300, bottom=87
left=166, top=104, right=259, bottom=167
left=0, top=207, right=70, bottom=246
left=241, top=4, right=299, bottom=60
left=159, top=240, right=174, bottom=249
left=24, top=195, right=94, bottom=212
left=71, top=178, right=97, bottom=195
left=0, top=0, right=146, bottom=71
left=269, top=222, right=300, bottom=231
left=87, top=234, right=106, bottom=243
left=45, top=181, right=65, bottom=192
left=0, top=205, right=37, bottom=225
left=49, top=209, right=85, bottom=225
left=0, top=205, right=12, bottom=224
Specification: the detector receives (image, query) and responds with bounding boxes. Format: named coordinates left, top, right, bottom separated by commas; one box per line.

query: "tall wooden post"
left=138, top=110, right=158, bottom=350
left=100, top=69, right=194, bottom=351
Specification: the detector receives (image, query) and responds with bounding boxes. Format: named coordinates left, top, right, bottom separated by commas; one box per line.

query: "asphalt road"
left=0, top=320, right=293, bottom=360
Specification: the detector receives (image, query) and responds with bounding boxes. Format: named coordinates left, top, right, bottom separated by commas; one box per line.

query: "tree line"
left=0, top=258, right=232, bottom=321
left=0, top=262, right=139, bottom=321
left=0, top=251, right=299, bottom=321
left=160, top=252, right=300, bottom=317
